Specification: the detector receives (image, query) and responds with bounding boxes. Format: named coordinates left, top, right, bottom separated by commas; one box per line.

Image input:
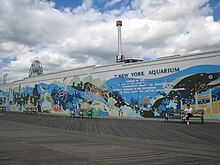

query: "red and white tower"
left=116, top=20, right=124, bottom=62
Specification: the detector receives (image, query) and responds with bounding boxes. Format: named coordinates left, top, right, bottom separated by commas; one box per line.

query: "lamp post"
left=3, top=74, right=7, bottom=84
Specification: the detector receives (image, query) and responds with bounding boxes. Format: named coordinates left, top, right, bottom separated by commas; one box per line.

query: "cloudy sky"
left=0, top=0, right=220, bottom=84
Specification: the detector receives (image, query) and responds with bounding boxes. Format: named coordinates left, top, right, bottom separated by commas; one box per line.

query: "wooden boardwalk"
left=0, top=112, right=220, bottom=164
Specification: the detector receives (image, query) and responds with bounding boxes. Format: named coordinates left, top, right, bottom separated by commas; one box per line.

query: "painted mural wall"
left=1, top=51, right=220, bottom=119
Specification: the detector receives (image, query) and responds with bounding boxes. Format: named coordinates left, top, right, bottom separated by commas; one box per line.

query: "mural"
left=0, top=65, right=220, bottom=119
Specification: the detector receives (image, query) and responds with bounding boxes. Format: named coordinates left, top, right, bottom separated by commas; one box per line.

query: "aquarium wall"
left=1, top=51, right=220, bottom=119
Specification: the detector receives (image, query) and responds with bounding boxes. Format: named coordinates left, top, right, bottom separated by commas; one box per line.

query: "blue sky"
left=209, top=0, right=220, bottom=21
left=53, top=0, right=132, bottom=12
left=53, top=0, right=83, bottom=9
left=52, top=0, right=220, bottom=20
left=0, top=0, right=220, bottom=83
left=1, top=57, right=17, bottom=66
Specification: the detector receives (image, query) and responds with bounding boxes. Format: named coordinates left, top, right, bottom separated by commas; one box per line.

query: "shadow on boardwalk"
left=0, top=112, right=220, bottom=164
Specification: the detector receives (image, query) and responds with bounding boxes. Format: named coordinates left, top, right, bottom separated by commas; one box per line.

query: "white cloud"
left=105, top=0, right=122, bottom=8
left=135, top=0, right=212, bottom=20
left=73, top=0, right=93, bottom=13
left=0, top=0, right=220, bottom=83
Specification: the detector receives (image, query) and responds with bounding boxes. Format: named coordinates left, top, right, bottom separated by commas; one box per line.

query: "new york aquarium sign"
left=114, top=67, right=180, bottom=77
left=148, top=67, right=180, bottom=75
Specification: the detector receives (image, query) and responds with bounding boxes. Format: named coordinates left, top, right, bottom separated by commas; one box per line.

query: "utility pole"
left=3, top=74, right=7, bottom=84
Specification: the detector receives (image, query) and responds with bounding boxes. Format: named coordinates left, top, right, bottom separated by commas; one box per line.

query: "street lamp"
left=3, top=74, right=8, bottom=84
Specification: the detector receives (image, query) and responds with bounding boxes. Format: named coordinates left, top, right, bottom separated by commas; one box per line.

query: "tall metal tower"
left=116, top=20, right=124, bottom=63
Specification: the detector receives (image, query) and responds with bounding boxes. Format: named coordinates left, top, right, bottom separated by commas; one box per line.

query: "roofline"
left=2, top=49, right=220, bottom=86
